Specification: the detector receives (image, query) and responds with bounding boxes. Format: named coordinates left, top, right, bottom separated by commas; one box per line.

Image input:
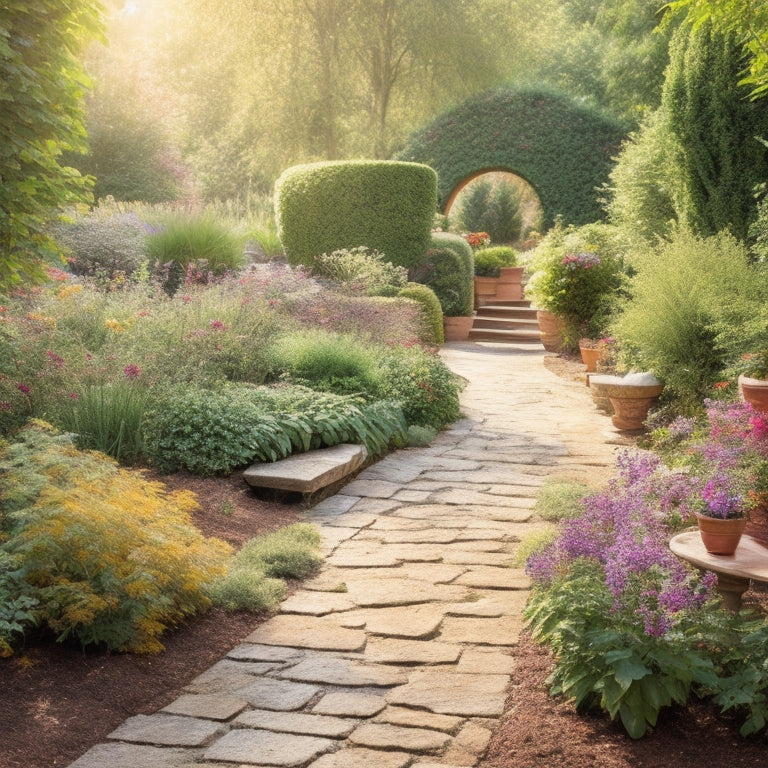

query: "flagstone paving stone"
left=68, top=343, right=618, bottom=768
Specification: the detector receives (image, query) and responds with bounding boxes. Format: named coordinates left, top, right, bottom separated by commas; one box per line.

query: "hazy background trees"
left=71, top=0, right=679, bottom=205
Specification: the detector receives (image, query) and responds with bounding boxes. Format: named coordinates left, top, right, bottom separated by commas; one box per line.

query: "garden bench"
left=670, top=531, right=768, bottom=611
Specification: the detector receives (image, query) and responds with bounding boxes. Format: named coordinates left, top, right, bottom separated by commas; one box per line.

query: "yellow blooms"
left=56, top=284, right=84, bottom=300
left=104, top=318, right=124, bottom=333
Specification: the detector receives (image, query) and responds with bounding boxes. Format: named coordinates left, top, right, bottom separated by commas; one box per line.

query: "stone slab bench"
left=670, top=531, right=768, bottom=610
left=243, top=443, right=368, bottom=495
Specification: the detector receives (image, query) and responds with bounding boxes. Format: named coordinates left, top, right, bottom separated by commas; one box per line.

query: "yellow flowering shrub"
left=0, top=422, right=231, bottom=653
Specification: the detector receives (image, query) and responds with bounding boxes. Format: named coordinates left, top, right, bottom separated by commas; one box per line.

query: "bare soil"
left=4, top=353, right=768, bottom=767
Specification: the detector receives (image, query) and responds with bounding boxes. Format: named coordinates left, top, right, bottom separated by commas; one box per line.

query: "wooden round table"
left=669, top=531, right=768, bottom=611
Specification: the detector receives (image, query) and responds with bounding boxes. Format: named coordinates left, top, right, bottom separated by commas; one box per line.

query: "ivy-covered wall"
left=397, top=87, right=629, bottom=230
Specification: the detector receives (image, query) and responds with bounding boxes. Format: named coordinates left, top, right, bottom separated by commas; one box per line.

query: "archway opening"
left=444, top=170, right=542, bottom=248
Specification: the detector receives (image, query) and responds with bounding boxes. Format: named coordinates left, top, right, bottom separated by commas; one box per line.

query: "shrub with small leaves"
left=397, top=283, right=444, bottom=344
left=0, top=423, right=231, bottom=653
left=311, top=246, right=408, bottom=297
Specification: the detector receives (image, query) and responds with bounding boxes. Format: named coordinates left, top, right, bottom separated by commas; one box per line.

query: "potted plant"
left=736, top=349, right=768, bottom=412
left=693, top=470, right=752, bottom=555
left=578, top=336, right=613, bottom=373
left=524, top=222, right=627, bottom=351
left=601, top=371, right=664, bottom=431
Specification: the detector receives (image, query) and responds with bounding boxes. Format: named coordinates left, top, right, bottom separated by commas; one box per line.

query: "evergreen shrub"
left=397, top=283, right=445, bottom=344
left=274, top=160, right=437, bottom=270
left=411, top=232, right=474, bottom=316
left=473, top=246, right=518, bottom=277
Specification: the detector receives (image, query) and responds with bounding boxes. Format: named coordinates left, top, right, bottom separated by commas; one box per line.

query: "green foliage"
left=275, top=161, right=437, bottom=270
left=267, top=330, right=384, bottom=397
left=0, top=1, right=103, bottom=292
left=397, top=283, right=445, bottom=345
left=534, top=478, right=590, bottom=522
left=378, top=346, right=464, bottom=430
left=666, top=0, right=768, bottom=98
left=398, top=87, right=628, bottom=229
left=661, top=21, right=768, bottom=240
left=525, top=222, right=628, bottom=344
left=406, top=424, right=438, bottom=447
left=473, top=246, right=518, bottom=277
left=611, top=229, right=766, bottom=413
left=525, top=559, right=719, bottom=739
left=142, top=383, right=406, bottom=475
left=310, top=246, right=408, bottom=297
left=603, top=110, right=680, bottom=245
left=455, top=179, right=523, bottom=244
left=58, top=380, right=148, bottom=464
left=413, top=248, right=473, bottom=317
left=209, top=523, right=322, bottom=612
left=145, top=212, right=246, bottom=294
left=512, top=527, right=558, bottom=567
left=237, top=523, right=322, bottom=579
left=0, top=423, right=231, bottom=653
left=51, top=207, right=149, bottom=281
left=411, top=232, right=474, bottom=317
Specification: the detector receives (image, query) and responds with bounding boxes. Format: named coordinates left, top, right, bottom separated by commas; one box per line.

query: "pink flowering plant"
left=527, top=400, right=768, bottom=738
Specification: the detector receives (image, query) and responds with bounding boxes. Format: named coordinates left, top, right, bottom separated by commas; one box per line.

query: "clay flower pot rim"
left=739, top=374, right=768, bottom=385
left=601, top=372, right=663, bottom=399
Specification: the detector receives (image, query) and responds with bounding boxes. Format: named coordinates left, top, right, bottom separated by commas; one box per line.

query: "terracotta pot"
left=602, top=381, right=664, bottom=431
left=536, top=310, right=565, bottom=352
left=442, top=315, right=474, bottom=342
left=738, top=374, right=768, bottom=413
left=696, top=514, right=747, bottom=556
left=473, top=276, right=498, bottom=309
left=579, top=345, right=602, bottom=373
left=495, top=266, right=524, bottom=302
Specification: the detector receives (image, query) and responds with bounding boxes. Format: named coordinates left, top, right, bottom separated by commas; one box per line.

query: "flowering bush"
left=525, top=222, right=627, bottom=346
left=528, top=414, right=768, bottom=737
left=461, top=231, right=490, bottom=248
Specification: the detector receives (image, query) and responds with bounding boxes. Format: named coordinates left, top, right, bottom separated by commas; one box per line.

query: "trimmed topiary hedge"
left=397, top=283, right=445, bottom=344
left=397, top=86, right=628, bottom=229
left=274, top=160, right=437, bottom=269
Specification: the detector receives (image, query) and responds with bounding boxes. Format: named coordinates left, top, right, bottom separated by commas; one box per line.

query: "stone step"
left=472, top=316, right=540, bottom=331
left=468, top=327, right=543, bottom=343
left=476, top=305, right=539, bottom=320
left=244, top=444, right=367, bottom=494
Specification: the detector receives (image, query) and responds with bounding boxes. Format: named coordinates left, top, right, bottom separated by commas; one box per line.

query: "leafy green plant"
left=473, top=246, right=518, bottom=277
left=611, top=228, right=765, bottom=413
left=142, top=383, right=406, bottom=475
left=275, top=160, right=437, bottom=270
left=397, top=283, right=445, bottom=345
left=0, top=423, right=231, bottom=653
left=267, top=330, right=384, bottom=397
left=525, top=221, right=627, bottom=345
left=378, top=345, right=463, bottom=430
left=208, top=524, right=322, bottom=612
left=311, top=246, right=408, bottom=297
left=534, top=478, right=590, bottom=521
left=412, top=247, right=472, bottom=317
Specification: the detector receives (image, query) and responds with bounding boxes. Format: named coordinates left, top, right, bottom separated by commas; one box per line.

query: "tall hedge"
left=662, top=22, right=768, bottom=240
left=274, top=160, right=437, bottom=269
left=397, top=86, right=628, bottom=229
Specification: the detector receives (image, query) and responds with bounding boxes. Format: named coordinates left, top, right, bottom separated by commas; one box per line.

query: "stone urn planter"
left=536, top=310, right=565, bottom=352
left=442, top=315, right=474, bottom=342
left=495, top=266, right=524, bottom=302
left=587, top=374, right=618, bottom=415
left=696, top=514, right=747, bottom=556
left=579, top=344, right=602, bottom=373
left=601, top=372, right=664, bottom=431
left=738, top=374, right=768, bottom=413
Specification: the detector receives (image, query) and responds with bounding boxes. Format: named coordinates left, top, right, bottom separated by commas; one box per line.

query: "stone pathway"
left=69, top=343, right=621, bottom=768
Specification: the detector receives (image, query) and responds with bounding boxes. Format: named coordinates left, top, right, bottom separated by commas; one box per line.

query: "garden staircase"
left=469, top=299, right=543, bottom=344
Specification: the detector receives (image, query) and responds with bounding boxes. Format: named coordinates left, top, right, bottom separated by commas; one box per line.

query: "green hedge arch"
left=397, top=87, right=629, bottom=230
